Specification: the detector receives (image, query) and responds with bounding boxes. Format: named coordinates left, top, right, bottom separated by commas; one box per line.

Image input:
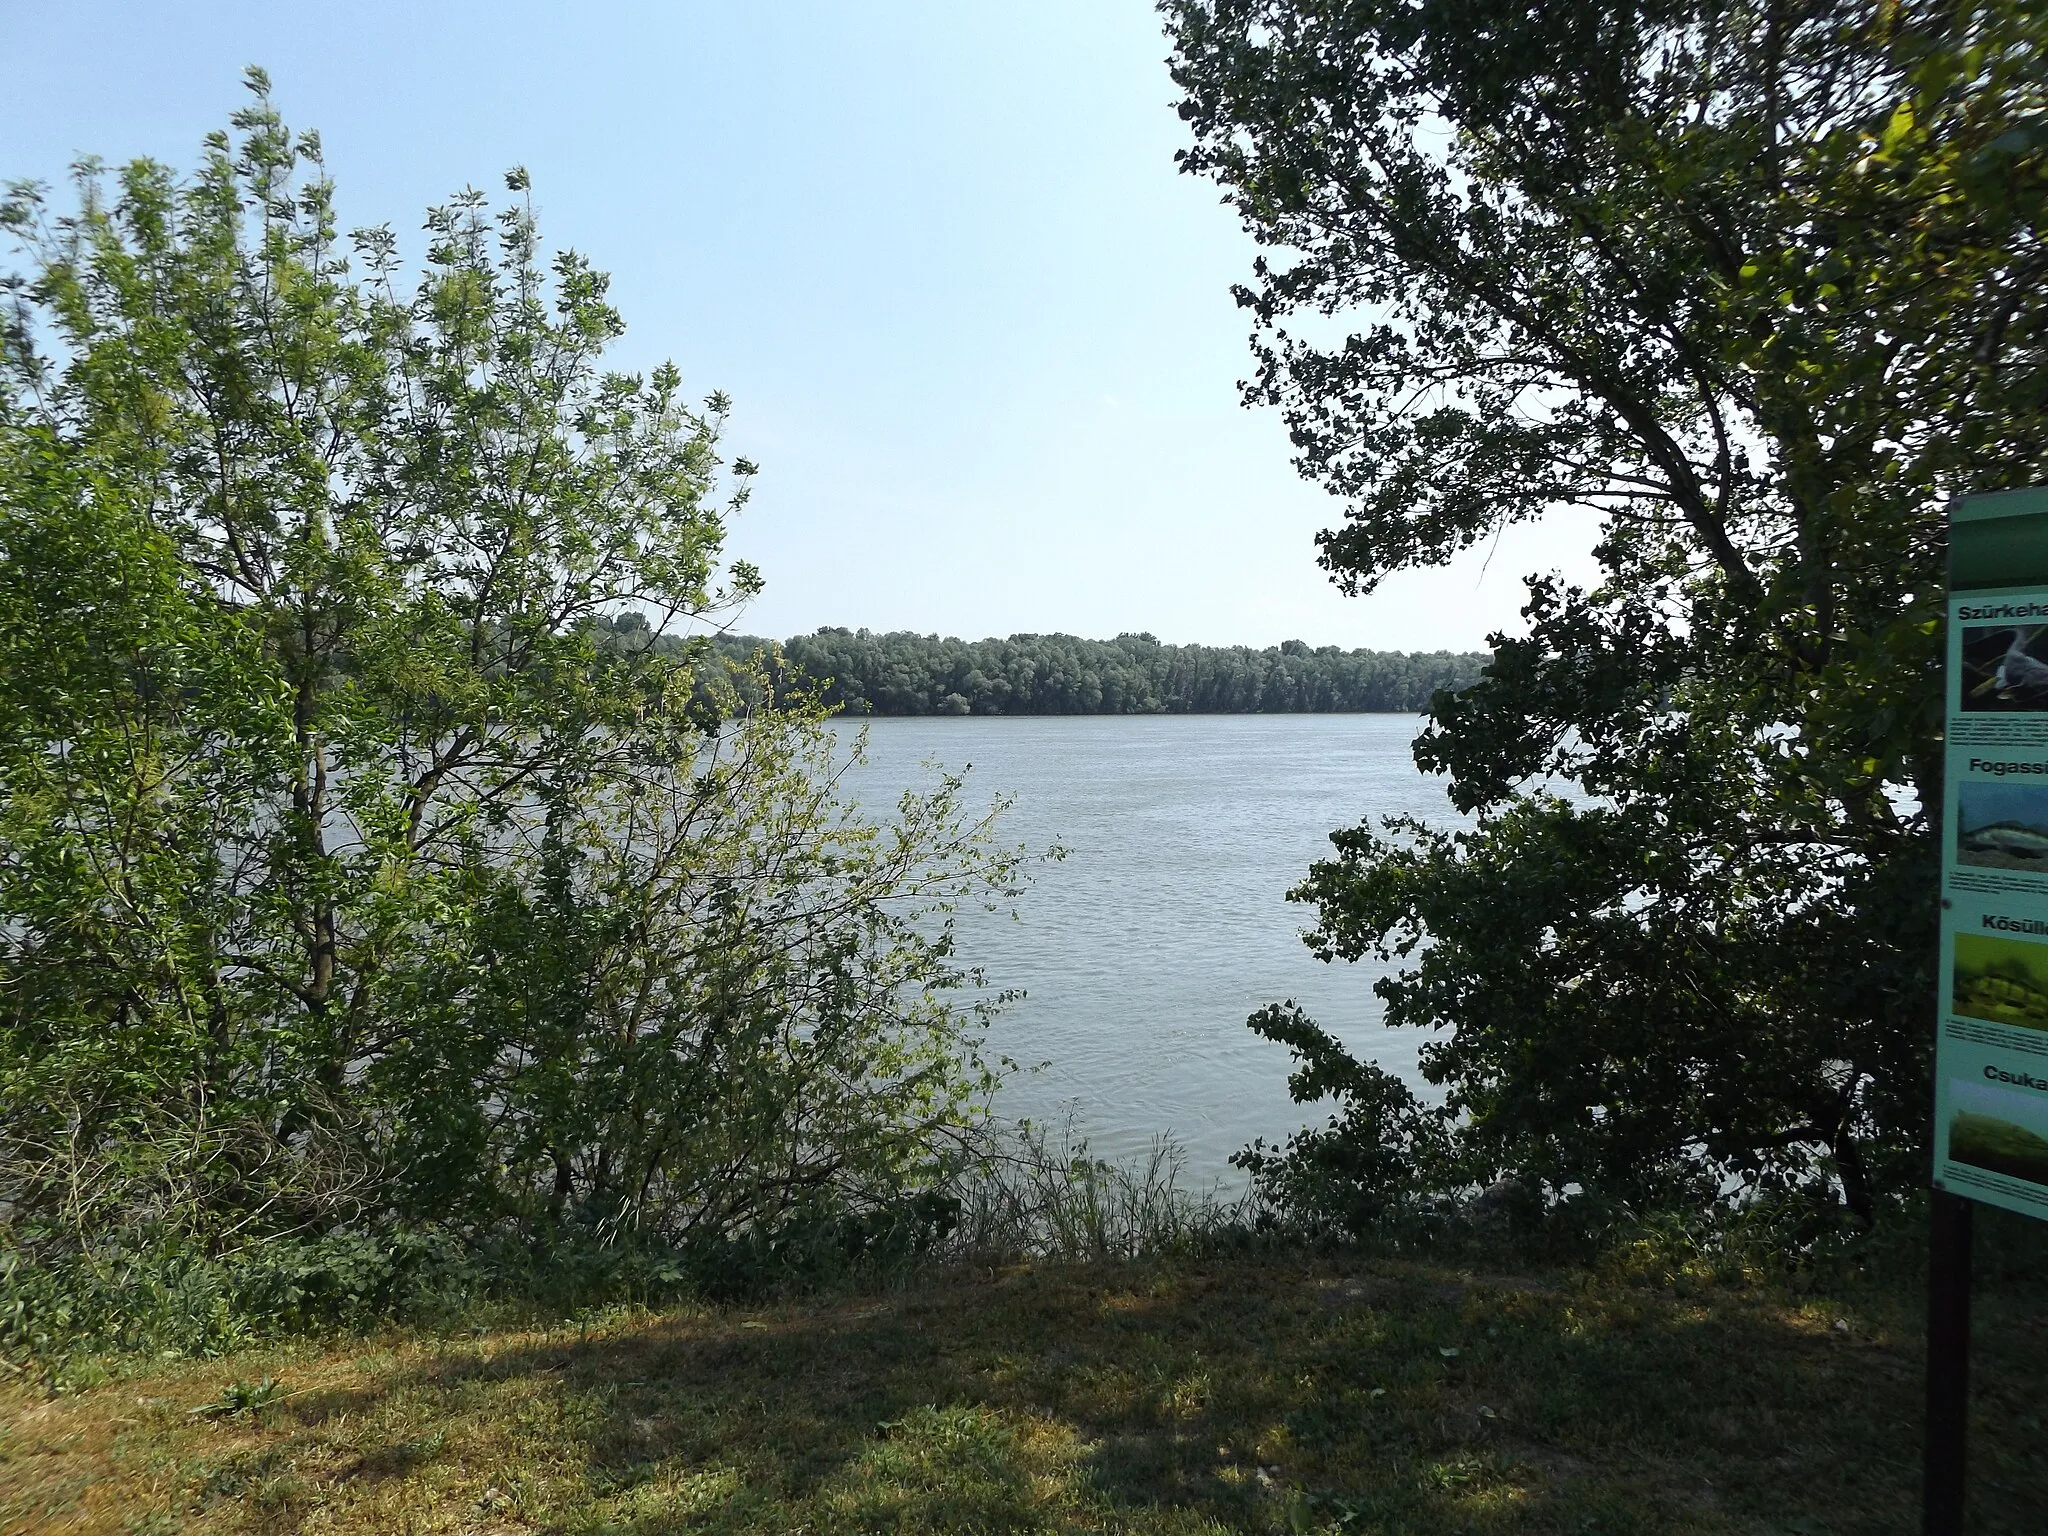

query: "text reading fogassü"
left=1968, top=759, right=2048, bottom=777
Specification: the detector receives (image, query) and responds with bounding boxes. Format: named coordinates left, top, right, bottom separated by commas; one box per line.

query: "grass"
left=2, top=1241, right=2044, bottom=1535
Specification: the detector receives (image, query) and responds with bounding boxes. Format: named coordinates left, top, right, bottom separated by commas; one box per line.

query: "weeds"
left=946, top=1118, right=1260, bottom=1265
left=188, top=1375, right=284, bottom=1420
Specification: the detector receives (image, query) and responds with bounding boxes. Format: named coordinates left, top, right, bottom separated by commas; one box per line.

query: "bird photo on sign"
left=1962, top=624, right=2048, bottom=711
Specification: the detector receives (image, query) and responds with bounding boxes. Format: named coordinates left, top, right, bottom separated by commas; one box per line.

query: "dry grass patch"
left=0, top=1254, right=2041, bottom=1534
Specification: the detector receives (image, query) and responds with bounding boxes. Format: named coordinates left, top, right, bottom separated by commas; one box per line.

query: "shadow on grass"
left=236, top=1253, right=2045, bottom=1536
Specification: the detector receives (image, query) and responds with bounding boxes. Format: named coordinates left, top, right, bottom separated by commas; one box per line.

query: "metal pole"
left=1923, top=1189, right=1973, bottom=1535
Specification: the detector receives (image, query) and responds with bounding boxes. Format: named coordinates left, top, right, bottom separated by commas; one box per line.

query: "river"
left=835, top=714, right=1460, bottom=1187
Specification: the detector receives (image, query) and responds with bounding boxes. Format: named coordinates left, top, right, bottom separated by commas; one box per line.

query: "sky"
left=0, top=0, right=1597, bottom=651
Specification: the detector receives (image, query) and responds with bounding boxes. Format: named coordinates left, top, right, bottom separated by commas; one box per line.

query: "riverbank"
left=6, top=1244, right=2042, bottom=1534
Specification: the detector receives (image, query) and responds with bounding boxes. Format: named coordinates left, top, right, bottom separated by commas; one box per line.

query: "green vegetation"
left=0, top=79, right=1023, bottom=1353
left=1168, top=0, right=2047, bottom=1227
left=5, top=1230, right=2047, bottom=1535
left=4, top=6, right=2048, bottom=1525
left=663, top=626, right=1485, bottom=716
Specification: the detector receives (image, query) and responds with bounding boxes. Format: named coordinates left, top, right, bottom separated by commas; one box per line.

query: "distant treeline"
left=604, top=617, right=1487, bottom=715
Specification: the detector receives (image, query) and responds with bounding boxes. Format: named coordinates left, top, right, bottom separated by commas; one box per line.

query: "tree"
left=0, top=76, right=1019, bottom=1266
left=1167, top=0, right=2046, bottom=1222
left=673, top=625, right=1486, bottom=715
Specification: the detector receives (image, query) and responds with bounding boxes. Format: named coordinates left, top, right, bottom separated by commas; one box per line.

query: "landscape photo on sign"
left=1955, top=781, right=2048, bottom=870
left=1948, top=1076, right=2048, bottom=1187
left=1960, top=622, right=2048, bottom=711
left=1950, top=931, right=2048, bottom=1030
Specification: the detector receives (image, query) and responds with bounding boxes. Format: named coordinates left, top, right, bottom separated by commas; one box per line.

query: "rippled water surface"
left=835, top=715, right=1460, bottom=1184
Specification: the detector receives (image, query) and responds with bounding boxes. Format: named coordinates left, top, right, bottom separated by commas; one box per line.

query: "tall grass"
left=0, top=1122, right=1265, bottom=1380
left=945, top=1118, right=1258, bottom=1264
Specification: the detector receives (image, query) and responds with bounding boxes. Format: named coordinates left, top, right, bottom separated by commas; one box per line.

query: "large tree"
left=1167, top=0, right=2046, bottom=1221
left=0, top=77, right=1019, bottom=1263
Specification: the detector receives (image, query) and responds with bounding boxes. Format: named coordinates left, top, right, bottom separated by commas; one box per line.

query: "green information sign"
left=1937, top=486, right=2048, bottom=1221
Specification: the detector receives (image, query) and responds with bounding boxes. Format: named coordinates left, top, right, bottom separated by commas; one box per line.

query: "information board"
left=1936, top=487, right=2048, bottom=1220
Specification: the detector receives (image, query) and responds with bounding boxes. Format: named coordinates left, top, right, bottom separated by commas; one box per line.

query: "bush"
left=0, top=1229, right=470, bottom=1374
left=0, top=83, right=1027, bottom=1320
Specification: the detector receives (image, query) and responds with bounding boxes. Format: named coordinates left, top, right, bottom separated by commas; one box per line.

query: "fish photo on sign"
left=1951, top=931, right=2048, bottom=1031
left=1948, top=1076, right=2048, bottom=1187
left=1956, top=781, right=2048, bottom=871
left=1960, top=623, right=2048, bottom=711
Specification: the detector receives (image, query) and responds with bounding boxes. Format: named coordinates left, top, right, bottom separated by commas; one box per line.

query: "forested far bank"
left=606, top=617, right=1486, bottom=715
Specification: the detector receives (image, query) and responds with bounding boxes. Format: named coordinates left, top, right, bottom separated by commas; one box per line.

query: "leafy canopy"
left=0, top=75, right=1020, bottom=1274
left=1167, top=0, right=2046, bottom=1224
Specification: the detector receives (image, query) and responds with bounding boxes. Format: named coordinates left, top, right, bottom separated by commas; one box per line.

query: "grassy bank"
left=3, top=1240, right=2043, bottom=1535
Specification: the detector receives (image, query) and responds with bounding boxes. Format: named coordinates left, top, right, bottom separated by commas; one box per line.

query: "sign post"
left=1929, top=486, right=2048, bottom=1531
left=1922, top=1191, right=1971, bottom=1534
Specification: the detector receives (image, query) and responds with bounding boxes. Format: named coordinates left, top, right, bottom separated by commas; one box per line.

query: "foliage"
left=0, top=1229, right=472, bottom=1369
left=624, top=621, right=1485, bottom=715
left=0, top=78, right=1022, bottom=1297
left=1233, top=1003, right=1462, bottom=1237
left=1169, top=0, right=2047, bottom=1224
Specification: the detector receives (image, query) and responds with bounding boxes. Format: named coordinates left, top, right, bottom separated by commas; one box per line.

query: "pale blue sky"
left=1, top=0, right=1594, bottom=649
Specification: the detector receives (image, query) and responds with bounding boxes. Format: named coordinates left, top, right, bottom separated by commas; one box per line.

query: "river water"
left=835, top=714, right=1461, bottom=1186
